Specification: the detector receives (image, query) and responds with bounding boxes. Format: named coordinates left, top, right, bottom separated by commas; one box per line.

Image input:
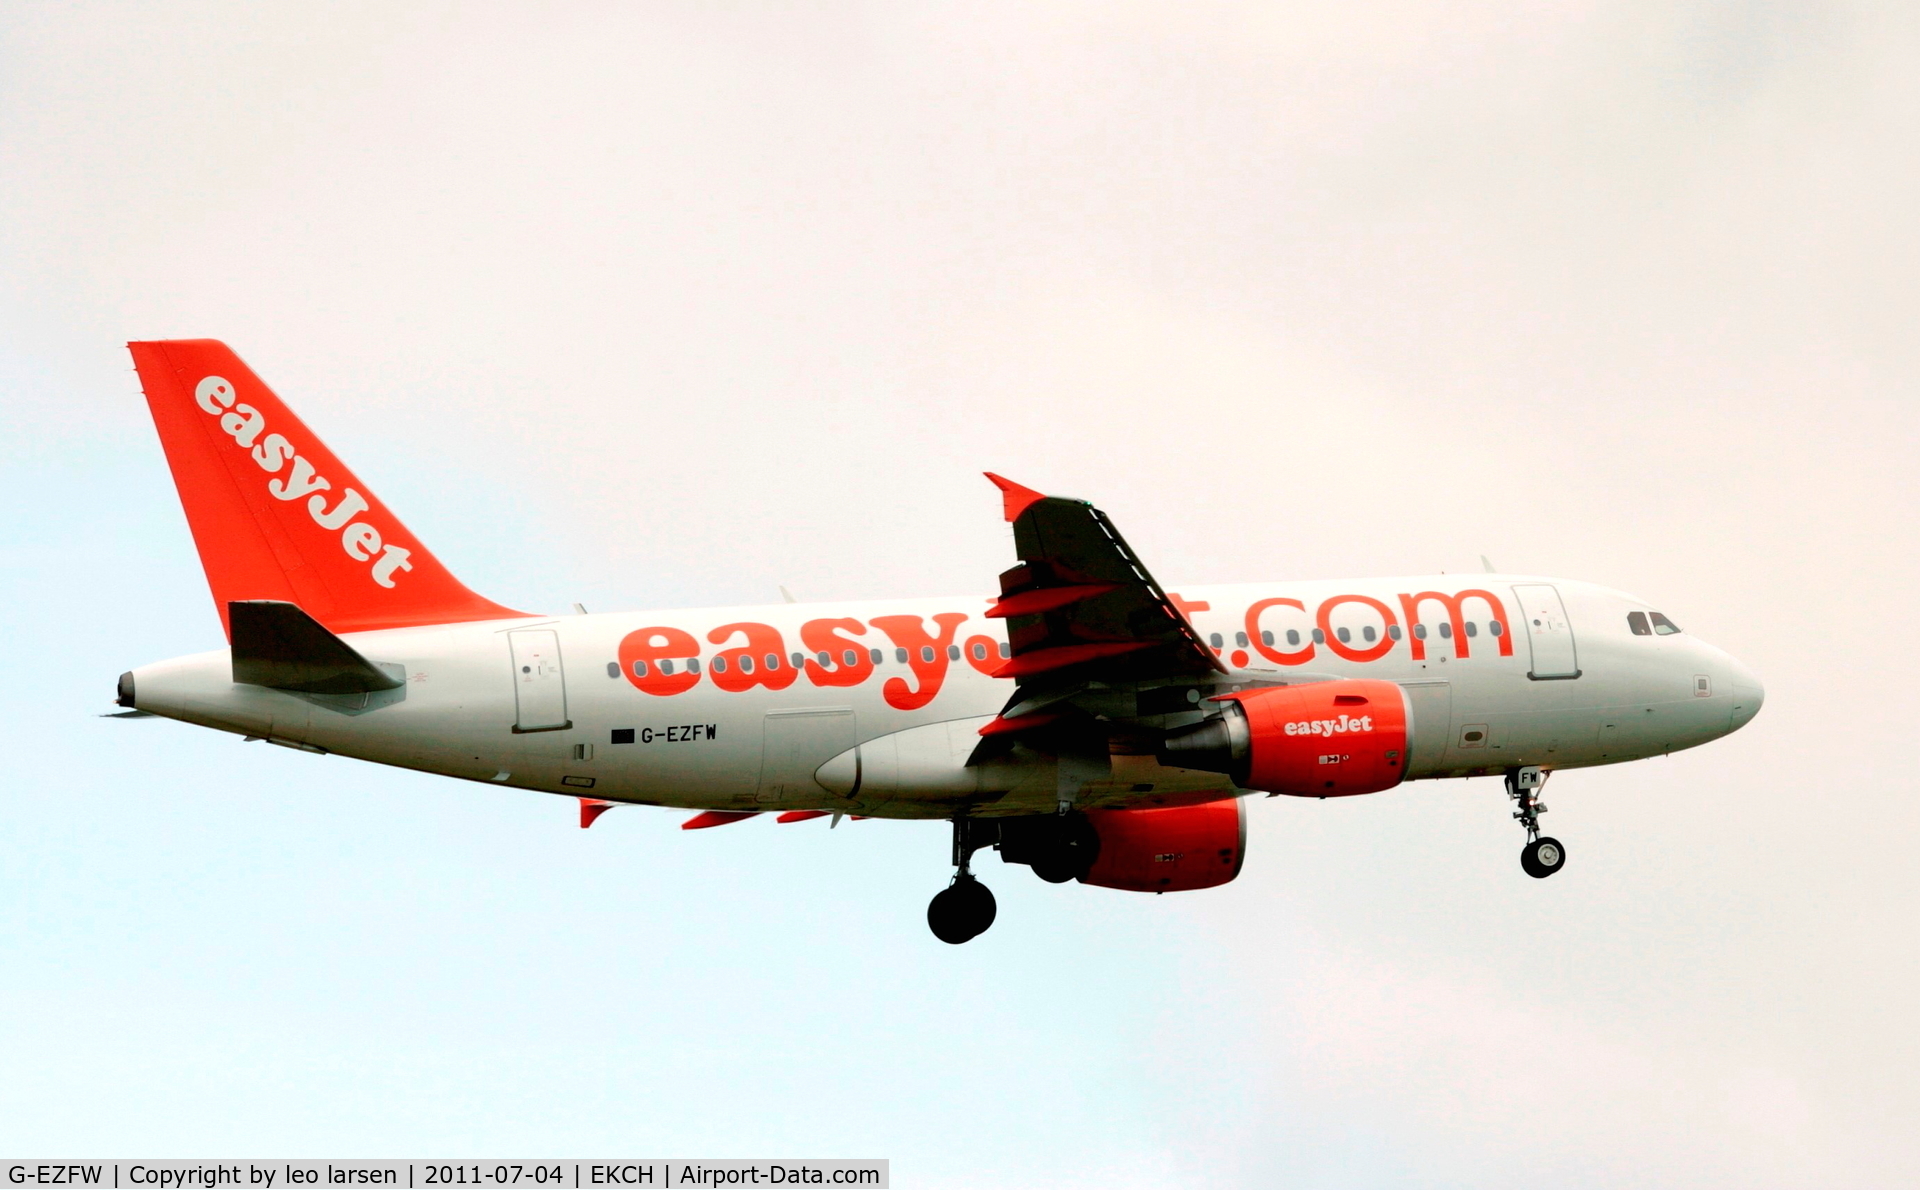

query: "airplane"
left=113, top=340, right=1765, bottom=944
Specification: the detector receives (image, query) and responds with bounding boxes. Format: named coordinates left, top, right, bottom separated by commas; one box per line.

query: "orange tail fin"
left=130, top=339, right=530, bottom=638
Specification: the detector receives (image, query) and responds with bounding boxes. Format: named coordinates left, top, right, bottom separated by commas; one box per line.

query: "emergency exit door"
left=509, top=628, right=571, bottom=732
left=1512, top=584, right=1581, bottom=680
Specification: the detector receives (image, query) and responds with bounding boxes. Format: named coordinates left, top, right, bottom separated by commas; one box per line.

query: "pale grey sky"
left=2, top=3, right=1915, bottom=1185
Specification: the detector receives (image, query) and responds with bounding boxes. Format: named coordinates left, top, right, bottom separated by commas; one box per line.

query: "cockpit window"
left=1649, top=612, right=1682, bottom=636
left=1627, top=611, right=1651, bottom=636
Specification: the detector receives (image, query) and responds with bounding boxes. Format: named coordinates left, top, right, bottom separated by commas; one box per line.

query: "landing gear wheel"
left=1521, top=836, right=1566, bottom=879
left=1507, top=767, right=1566, bottom=880
left=1029, top=813, right=1101, bottom=884
left=927, top=875, right=997, bottom=944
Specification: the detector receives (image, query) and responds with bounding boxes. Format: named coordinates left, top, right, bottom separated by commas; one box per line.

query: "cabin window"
left=1387, top=625, right=1403, bottom=641
left=1336, top=627, right=1351, bottom=643
left=998, top=641, right=1011, bottom=658
left=948, top=645, right=961, bottom=661
left=896, top=648, right=909, bottom=663
left=1209, top=632, right=1224, bottom=648
left=659, top=659, right=676, bottom=675
left=606, top=662, right=619, bottom=678
left=844, top=649, right=860, bottom=667
left=972, top=642, right=989, bottom=660
left=1286, top=629, right=1301, bottom=647
left=1438, top=623, right=1453, bottom=639
left=1261, top=630, right=1275, bottom=646
left=1650, top=612, right=1683, bottom=636
left=1311, top=628, right=1326, bottom=644
left=791, top=651, right=805, bottom=668
left=741, top=655, right=756, bottom=673
left=1413, top=624, right=1428, bottom=640
left=1489, top=621, right=1504, bottom=637
left=765, top=653, right=780, bottom=670
left=686, top=658, right=700, bottom=674
left=870, top=648, right=884, bottom=665
left=1235, top=631, right=1249, bottom=648
left=1628, top=612, right=1651, bottom=635
left=711, top=656, right=729, bottom=674
left=1464, top=622, right=1478, bottom=638
left=921, top=646, right=936, bottom=663
left=816, top=650, right=832, bottom=666
left=1361, top=626, right=1376, bottom=642
left=632, top=659, right=650, bottom=677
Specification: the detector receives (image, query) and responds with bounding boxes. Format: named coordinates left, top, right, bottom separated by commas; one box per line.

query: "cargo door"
left=759, top=707, right=856, bottom=802
left=1512, top=584, right=1581, bottom=680
left=509, top=628, right=571, bottom=732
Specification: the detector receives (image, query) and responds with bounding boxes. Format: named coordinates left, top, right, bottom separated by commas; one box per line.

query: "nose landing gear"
left=928, top=817, right=998, bottom=944
left=1508, top=766, right=1566, bottom=879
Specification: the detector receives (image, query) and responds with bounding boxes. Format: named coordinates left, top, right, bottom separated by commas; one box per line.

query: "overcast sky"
left=2, top=2, right=1916, bottom=1185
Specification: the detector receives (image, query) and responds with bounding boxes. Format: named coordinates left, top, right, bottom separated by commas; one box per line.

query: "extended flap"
left=229, top=600, right=405, bottom=694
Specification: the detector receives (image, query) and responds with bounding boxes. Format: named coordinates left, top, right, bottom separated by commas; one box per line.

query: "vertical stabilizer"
left=129, top=339, right=530, bottom=638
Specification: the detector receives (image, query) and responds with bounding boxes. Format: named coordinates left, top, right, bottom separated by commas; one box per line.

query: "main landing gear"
left=928, top=817, right=998, bottom=944
left=925, top=813, right=1103, bottom=942
left=1508, top=766, right=1567, bottom=879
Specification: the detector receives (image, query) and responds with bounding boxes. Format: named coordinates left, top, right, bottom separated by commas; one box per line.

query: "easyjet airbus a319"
left=115, top=341, right=1764, bottom=943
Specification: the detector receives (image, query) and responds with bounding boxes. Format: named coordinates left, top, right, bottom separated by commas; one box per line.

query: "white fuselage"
left=129, top=575, right=1764, bottom=819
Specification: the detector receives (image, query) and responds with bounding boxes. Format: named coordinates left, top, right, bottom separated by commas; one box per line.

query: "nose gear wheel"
left=1507, top=766, right=1566, bottom=879
left=1522, top=836, right=1566, bottom=879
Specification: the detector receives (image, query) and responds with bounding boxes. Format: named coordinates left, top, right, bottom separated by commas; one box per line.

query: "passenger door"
left=1512, top=584, right=1581, bottom=680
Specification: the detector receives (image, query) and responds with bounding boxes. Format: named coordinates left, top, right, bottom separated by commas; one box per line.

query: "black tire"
left=1031, top=855, right=1078, bottom=883
left=927, top=886, right=971, bottom=943
left=1031, top=814, right=1101, bottom=883
left=955, top=877, right=997, bottom=936
left=1522, top=836, right=1567, bottom=879
left=927, top=877, right=997, bottom=943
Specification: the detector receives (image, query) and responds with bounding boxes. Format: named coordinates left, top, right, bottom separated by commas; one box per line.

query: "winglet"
left=984, top=472, right=1047, bottom=522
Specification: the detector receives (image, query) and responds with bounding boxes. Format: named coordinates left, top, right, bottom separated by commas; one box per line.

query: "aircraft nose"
left=1728, top=659, right=1764, bottom=731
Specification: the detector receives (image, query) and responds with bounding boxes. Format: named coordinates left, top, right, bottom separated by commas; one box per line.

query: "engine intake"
left=1156, top=679, right=1411, bottom=797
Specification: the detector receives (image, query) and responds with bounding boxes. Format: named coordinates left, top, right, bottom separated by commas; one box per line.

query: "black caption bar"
left=2, top=1164, right=885, bottom=1190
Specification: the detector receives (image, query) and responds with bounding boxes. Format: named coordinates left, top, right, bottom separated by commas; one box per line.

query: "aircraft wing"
left=984, top=473, right=1224, bottom=700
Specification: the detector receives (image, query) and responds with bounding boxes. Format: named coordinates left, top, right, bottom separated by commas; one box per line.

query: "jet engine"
left=1079, top=799, right=1246, bottom=893
left=1156, top=679, right=1411, bottom=797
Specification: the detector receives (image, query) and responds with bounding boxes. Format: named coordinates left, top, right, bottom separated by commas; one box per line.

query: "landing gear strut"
left=1508, top=766, right=1566, bottom=879
left=927, top=817, right=998, bottom=944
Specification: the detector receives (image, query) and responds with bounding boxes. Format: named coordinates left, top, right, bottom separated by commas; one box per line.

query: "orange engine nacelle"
left=1080, top=799, right=1247, bottom=893
left=1157, top=679, right=1411, bottom=798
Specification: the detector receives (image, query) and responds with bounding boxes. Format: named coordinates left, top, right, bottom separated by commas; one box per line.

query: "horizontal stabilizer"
left=230, top=599, right=404, bottom=694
